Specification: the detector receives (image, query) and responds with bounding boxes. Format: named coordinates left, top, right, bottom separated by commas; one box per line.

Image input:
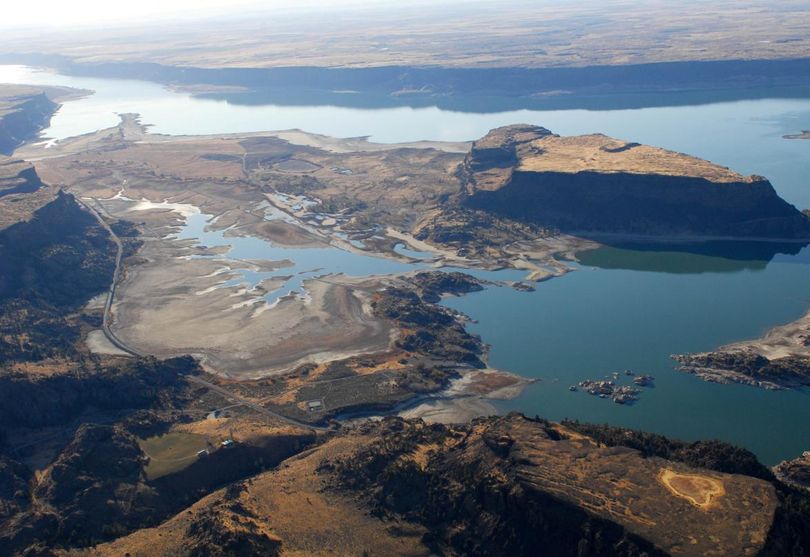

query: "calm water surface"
left=444, top=244, right=810, bottom=465
left=3, top=64, right=810, bottom=463
left=1, top=64, right=808, bottom=207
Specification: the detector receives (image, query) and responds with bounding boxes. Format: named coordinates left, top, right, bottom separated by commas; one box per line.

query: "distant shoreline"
left=3, top=54, right=810, bottom=113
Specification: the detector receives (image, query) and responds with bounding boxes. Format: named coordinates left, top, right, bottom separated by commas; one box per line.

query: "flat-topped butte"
left=518, top=134, right=749, bottom=183
left=461, top=124, right=810, bottom=239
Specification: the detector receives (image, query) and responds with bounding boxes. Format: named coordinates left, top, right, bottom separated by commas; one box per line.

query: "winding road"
left=76, top=195, right=330, bottom=432
left=77, top=197, right=142, bottom=357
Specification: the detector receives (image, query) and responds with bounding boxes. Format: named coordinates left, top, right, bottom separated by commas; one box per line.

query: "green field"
left=138, top=432, right=211, bottom=480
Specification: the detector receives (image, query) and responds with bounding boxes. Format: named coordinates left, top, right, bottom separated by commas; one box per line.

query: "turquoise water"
left=444, top=244, right=810, bottom=465
left=3, top=63, right=810, bottom=462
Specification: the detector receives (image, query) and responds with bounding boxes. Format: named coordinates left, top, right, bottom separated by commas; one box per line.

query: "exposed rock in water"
left=633, top=374, right=655, bottom=387
left=672, top=351, right=810, bottom=390
left=408, top=270, right=486, bottom=303
left=577, top=379, right=641, bottom=404
left=373, top=272, right=486, bottom=367
left=460, top=125, right=810, bottom=239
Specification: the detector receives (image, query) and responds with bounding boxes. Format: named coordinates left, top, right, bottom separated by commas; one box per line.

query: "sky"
left=0, top=0, right=405, bottom=29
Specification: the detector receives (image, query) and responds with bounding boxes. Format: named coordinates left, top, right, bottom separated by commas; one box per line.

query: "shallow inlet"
left=173, top=209, right=426, bottom=304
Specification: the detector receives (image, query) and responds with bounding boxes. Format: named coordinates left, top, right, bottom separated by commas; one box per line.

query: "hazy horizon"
left=0, top=0, right=483, bottom=29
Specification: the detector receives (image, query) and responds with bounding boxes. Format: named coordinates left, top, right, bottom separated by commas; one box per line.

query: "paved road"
left=186, top=375, right=330, bottom=431
left=77, top=196, right=329, bottom=432
left=76, top=196, right=144, bottom=358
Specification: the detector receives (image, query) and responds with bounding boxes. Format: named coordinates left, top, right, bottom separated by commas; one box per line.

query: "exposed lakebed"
left=3, top=64, right=810, bottom=464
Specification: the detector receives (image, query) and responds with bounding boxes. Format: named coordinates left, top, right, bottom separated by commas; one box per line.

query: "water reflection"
left=577, top=240, right=810, bottom=274
left=203, top=85, right=810, bottom=113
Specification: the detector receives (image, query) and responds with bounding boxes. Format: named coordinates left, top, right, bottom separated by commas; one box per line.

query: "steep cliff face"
left=460, top=124, right=554, bottom=176
left=0, top=90, right=57, bottom=155
left=461, top=125, right=810, bottom=239
left=0, top=159, right=44, bottom=199
left=0, top=190, right=117, bottom=364
left=0, top=356, right=198, bottom=429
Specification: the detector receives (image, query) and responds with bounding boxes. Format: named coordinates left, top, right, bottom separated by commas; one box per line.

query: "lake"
left=444, top=243, right=810, bottom=465
left=1, top=64, right=809, bottom=209
left=2, top=63, right=809, bottom=464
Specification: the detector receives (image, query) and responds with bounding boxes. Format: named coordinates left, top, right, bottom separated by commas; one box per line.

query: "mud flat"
left=399, top=368, right=535, bottom=424
left=111, top=235, right=393, bottom=379
left=720, top=309, right=810, bottom=361
left=85, top=329, right=132, bottom=357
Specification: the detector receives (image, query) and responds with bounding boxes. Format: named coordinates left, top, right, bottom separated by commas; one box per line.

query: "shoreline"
left=5, top=55, right=810, bottom=112
left=673, top=309, right=810, bottom=390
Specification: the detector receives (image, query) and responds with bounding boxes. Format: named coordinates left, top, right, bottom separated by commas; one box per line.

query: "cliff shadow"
left=575, top=239, right=810, bottom=274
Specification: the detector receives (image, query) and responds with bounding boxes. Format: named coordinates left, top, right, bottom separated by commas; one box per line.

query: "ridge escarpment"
left=460, top=125, right=810, bottom=239
left=0, top=86, right=59, bottom=155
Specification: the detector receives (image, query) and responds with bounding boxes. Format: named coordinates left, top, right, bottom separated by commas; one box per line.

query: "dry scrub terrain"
left=2, top=1, right=809, bottom=69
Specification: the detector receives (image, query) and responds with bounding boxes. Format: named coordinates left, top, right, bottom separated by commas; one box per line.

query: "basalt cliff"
left=0, top=86, right=59, bottom=155
left=459, top=125, right=810, bottom=239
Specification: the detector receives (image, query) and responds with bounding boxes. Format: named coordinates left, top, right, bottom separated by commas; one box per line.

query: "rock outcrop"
left=0, top=356, right=198, bottom=429
left=0, top=190, right=117, bottom=364
left=326, top=414, right=779, bottom=557
left=774, top=452, right=810, bottom=493
left=0, top=158, right=44, bottom=199
left=52, top=413, right=810, bottom=557
left=460, top=125, right=810, bottom=239
left=185, top=485, right=282, bottom=557
left=672, top=351, right=810, bottom=390
left=30, top=424, right=149, bottom=544
left=0, top=87, right=58, bottom=155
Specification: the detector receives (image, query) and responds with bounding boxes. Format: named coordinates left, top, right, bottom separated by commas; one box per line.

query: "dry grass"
left=506, top=416, right=777, bottom=556
left=518, top=134, right=747, bottom=183
left=86, top=433, right=430, bottom=557
left=138, top=431, right=211, bottom=480
left=2, top=1, right=809, bottom=69
left=659, top=468, right=727, bottom=509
